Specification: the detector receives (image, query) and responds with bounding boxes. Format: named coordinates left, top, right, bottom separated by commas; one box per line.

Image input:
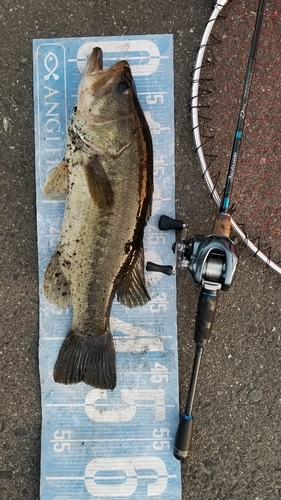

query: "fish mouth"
left=80, top=47, right=133, bottom=99
left=84, top=47, right=104, bottom=74
left=85, top=47, right=130, bottom=76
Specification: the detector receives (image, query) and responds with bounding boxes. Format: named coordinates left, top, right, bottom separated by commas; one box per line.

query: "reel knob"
left=146, top=262, right=174, bottom=275
left=159, top=215, right=183, bottom=231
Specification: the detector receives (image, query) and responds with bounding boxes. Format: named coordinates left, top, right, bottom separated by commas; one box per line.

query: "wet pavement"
left=1, top=1, right=280, bottom=499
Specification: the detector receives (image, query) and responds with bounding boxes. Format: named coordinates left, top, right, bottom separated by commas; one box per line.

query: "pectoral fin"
left=44, top=250, right=71, bottom=309
left=84, top=156, right=114, bottom=208
left=116, top=247, right=150, bottom=308
left=43, top=161, right=68, bottom=198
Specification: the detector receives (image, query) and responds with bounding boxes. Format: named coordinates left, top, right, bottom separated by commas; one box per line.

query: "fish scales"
left=43, top=47, right=153, bottom=390
left=62, top=144, right=147, bottom=329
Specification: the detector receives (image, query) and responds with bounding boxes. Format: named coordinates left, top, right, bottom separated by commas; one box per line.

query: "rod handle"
left=173, top=415, right=194, bottom=461
left=194, top=288, right=219, bottom=346
left=212, top=213, right=231, bottom=237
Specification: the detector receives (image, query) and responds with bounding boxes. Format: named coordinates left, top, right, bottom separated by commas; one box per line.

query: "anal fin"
left=117, top=246, right=151, bottom=308
left=43, top=251, right=71, bottom=309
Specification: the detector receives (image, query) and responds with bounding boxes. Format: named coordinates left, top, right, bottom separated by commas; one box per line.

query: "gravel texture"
left=1, top=1, right=280, bottom=499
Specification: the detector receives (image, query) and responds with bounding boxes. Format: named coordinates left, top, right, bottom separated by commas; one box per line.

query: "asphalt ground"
left=0, top=1, right=280, bottom=499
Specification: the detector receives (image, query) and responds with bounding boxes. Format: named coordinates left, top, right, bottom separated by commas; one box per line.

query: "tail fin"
left=53, top=329, right=116, bottom=390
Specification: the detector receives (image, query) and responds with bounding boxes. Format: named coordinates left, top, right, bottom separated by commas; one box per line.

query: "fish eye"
left=117, top=81, right=130, bottom=93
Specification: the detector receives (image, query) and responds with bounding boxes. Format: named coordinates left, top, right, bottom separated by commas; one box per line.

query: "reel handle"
left=146, top=215, right=183, bottom=276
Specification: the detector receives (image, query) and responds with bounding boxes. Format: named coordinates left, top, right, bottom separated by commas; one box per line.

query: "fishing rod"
left=146, top=0, right=266, bottom=461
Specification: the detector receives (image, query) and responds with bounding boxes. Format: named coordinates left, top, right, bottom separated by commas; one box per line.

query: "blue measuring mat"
left=33, top=35, right=181, bottom=500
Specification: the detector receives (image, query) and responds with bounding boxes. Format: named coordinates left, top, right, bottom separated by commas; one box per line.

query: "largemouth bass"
left=43, top=47, right=153, bottom=390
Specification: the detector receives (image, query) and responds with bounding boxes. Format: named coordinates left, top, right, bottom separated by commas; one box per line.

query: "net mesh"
left=194, top=0, right=281, bottom=267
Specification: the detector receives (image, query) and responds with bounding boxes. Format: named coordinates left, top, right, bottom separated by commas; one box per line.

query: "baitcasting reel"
left=146, top=215, right=238, bottom=292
